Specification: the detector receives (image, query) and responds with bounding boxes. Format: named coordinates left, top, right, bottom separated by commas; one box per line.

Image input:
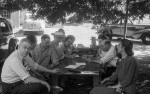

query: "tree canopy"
left=3, top=0, right=150, bottom=25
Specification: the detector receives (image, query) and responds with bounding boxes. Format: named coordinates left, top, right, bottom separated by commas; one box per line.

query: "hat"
left=51, top=29, right=65, bottom=37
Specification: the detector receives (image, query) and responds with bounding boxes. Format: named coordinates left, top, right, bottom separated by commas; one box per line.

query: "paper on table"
left=76, top=62, right=86, bottom=66
left=75, top=55, right=80, bottom=57
left=65, top=65, right=80, bottom=69
left=81, top=71, right=97, bottom=74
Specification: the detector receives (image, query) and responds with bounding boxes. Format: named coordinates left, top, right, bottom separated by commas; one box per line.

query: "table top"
left=52, top=57, right=100, bottom=76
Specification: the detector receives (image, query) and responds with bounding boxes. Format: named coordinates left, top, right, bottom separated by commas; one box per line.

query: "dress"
left=91, top=56, right=137, bottom=94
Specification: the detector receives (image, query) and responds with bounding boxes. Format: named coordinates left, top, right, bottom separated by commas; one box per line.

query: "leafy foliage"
left=3, top=0, right=150, bottom=24
left=129, top=0, right=150, bottom=19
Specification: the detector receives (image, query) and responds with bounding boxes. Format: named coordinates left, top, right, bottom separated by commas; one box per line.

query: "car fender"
left=133, top=29, right=150, bottom=39
left=134, top=29, right=150, bottom=35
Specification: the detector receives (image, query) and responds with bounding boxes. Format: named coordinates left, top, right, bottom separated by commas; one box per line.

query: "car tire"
left=142, top=33, right=150, bottom=44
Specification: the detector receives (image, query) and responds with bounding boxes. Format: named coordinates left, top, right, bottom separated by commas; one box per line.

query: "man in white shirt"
left=87, top=40, right=118, bottom=66
left=1, top=38, right=60, bottom=94
left=86, top=40, right=118, bottom=79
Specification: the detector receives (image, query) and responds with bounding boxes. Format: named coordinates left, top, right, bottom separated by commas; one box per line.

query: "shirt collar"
left=17, top=50, right=24, bottom=60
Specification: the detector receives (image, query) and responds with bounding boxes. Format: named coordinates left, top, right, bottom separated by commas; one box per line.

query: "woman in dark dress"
left=90, top=39, right=137, bottom=94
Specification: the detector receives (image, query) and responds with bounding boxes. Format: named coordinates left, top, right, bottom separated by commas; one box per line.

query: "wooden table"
left=51, top=57, right=101, bottom=94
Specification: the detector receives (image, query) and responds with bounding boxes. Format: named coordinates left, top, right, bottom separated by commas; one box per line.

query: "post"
left=91, top=36, right=96, bottom=48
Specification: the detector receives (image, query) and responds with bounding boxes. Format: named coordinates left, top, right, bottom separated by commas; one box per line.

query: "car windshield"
left=0, top=21, right=9, bottom=33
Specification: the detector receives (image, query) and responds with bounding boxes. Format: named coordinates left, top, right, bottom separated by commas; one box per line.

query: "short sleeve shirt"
left=101, top=45, right=118, bottom=67
left=32, top=43, right=58, bottom=67
left=1, top=50, right=38, bottom=83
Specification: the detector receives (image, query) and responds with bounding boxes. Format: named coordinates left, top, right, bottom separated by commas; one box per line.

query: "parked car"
left=0, top=17, right=13, bottom=63
left=14, top=13, right=44, bottom=36
left=97, top=19, right=150, bottom=44
left=0, top=17, right=13, bottom=46
left=16, top=29, right=44, bottom=36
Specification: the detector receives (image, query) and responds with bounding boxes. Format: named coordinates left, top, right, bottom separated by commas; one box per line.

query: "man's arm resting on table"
left=30, top=69, right=44, bottom=78
left=36, top=65, right=59, bottom=73
left=91, top=59, right=103, bottom=64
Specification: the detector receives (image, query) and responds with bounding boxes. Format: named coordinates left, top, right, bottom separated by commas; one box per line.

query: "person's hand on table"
left=100, top=77, right=110, bottom=84
left=51, top=68, right=60, bottom=73
left=85, top=57, right=92, bottom=62
left=115, top=84, right=122, bottom=93
left=107, top=84, right=122, bottom=93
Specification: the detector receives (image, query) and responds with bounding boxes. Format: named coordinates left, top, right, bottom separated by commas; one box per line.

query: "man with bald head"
left=1, top=38, right=60, bottom=94
left=86, top=39, right=118, bottom=79
left=87, top=40, right=118, bottom=66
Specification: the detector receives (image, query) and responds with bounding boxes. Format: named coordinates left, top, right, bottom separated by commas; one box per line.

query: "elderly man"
left=49, top=29, right=66, bottom=68
left=1, top=38, right=60, bottom=94
left=96, top=35, right=108, bottom=58
left=32, top=34, right=59, bottom=69
left=87, top=40, right=118, bottom=66
left=86, top=39, right=118, bottom=79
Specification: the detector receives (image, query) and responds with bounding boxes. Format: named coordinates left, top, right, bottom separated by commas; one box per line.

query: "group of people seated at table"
left=1, top=28, right=137, bottom=94
left=1, top=29, right=77, bottom=94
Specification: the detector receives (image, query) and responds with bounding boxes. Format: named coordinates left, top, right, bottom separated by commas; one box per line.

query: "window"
left=0, top=10, right=10, bottom=19
left=0, top=0, right=7, bottom=7
left=0, top=22, right=9, bottom=33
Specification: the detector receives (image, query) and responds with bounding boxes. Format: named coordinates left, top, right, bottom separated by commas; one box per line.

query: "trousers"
left=2, top=81, right=49, bottom=94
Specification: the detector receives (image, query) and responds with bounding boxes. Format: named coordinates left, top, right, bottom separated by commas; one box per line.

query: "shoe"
left=51, top=86, right=63, bottom=92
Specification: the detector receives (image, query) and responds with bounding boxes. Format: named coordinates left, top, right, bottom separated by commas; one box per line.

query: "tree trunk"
left=124, top=0, right=130, bottom=39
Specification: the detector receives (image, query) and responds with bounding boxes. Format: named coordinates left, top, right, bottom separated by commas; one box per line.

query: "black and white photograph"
left=0, top=0, right=150, bottom=94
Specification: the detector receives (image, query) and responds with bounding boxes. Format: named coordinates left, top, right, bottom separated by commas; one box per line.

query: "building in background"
left=0, top=0, right=28, bottom=29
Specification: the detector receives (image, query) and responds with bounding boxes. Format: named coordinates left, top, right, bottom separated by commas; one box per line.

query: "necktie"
left=22, top=58, right=27, bottom=67
left=29, top=52, right=32, bottom=58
